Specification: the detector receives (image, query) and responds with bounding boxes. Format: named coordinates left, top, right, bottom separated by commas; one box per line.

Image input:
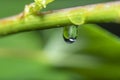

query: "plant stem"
left=0, top=1, right=120, bottom=36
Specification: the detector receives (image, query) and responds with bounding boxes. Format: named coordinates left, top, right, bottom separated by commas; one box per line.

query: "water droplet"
left=63, top=25, right=78, bottom=44
left=67, top=10, right=85, bottom=25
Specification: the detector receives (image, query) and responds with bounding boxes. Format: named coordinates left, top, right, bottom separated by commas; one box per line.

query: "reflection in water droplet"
left=63, top=25, right=78, bottom=44
left=63, top=37, right=76, bottom=43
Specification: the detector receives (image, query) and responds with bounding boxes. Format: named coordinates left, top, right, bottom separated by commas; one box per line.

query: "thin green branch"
left=0, top=1, right=120, bottom=36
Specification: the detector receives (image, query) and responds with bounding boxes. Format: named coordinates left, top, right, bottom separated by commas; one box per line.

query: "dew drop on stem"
left=63, top=25, right=78, bottom=44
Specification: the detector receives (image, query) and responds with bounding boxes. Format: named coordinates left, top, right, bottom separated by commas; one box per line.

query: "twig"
left=0, top=1, right=120, bottom=36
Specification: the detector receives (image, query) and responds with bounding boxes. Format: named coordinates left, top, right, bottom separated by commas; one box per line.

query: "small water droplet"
left=67, top=11, right=85, bottom=25
left=63, top=25, right=78, bottom=44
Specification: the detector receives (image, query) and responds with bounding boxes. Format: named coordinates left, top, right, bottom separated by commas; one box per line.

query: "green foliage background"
left=0, top=0, right=119, bottom=80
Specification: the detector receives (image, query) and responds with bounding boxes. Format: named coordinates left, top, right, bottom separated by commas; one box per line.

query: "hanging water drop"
left=63, top=25, right=78, bottom=44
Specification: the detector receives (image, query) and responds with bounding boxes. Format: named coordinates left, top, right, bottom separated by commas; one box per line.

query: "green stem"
left=0, top=1, right=120, bottom=36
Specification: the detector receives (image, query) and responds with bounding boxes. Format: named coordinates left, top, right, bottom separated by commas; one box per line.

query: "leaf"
left=0, top=32, right=43, bottom=50
left=44, top=24, right=120, bottom=79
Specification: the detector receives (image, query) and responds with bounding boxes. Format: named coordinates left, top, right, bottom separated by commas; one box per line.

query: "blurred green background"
left=0, top=0, right=120, bottom=80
